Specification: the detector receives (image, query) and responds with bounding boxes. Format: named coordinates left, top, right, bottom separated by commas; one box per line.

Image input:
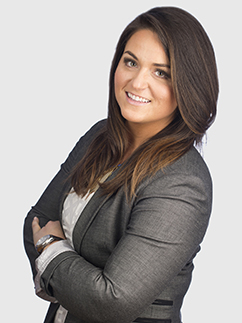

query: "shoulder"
left=62, top=119, right=107, bottom=171
left=142, top=147, right=211, bottom=187
left=136, top=147, right=213, bottom=213
left=162, top=146, right=211, bottom=188
left=88, top=119, right=107, bottom=132
left=168, top=146, right=212, bottom=183
left=130, top=147, right=213, bottom=245
left=74, top=119, right=107, bottom=151
left=83, top=119, right=107, bottom=141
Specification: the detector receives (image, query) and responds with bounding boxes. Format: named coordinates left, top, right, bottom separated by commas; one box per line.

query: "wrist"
left=42, top=241, right=59, bottom=253
left=35, top=235, right=64, bottom=254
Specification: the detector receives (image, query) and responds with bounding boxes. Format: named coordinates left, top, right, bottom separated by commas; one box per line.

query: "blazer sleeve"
left=38, top=168, right=212, bottom=323
left=23, top=120, right=106, bottom=278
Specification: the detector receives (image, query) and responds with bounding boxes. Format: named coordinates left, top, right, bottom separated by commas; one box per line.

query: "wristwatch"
left=35, top=234, right=63, bottom=254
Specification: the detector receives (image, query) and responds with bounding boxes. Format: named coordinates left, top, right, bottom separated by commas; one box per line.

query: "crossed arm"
left=24, top=122, right=212, bottom=322
left=26, top=175, right=211, bottom=322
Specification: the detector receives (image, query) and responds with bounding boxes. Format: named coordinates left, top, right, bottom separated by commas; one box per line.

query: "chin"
left=120, top=108, right=146, bottom=124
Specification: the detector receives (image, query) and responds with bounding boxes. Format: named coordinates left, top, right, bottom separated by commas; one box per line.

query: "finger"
left=32, top=216, right=41, bottom=234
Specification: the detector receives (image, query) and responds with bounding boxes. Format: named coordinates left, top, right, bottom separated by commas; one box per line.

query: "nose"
left=131, top=69, right=149, bottom=91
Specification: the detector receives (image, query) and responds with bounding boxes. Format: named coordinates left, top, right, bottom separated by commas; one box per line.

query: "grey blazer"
left=24, top=119, right=212, bottom=323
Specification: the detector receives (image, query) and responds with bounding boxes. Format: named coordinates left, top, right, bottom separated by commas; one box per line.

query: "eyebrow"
left=124, top=50, right=170, bottom=69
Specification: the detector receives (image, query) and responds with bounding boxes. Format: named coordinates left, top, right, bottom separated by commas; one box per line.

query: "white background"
left=1, top=1, right=241, bottom=322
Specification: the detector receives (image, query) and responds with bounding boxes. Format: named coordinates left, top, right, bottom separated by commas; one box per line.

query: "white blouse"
left=61, top=189, right=94, bottom=248
left=55, top=190, right=94, bottom=322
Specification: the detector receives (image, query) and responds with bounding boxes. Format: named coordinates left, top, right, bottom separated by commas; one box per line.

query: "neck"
left=127, top=121, right=163, bottom=149
left=120, top=121, right=161, bottom=163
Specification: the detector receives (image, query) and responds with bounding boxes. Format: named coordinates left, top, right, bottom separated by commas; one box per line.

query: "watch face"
left=36, top=234, right=51, bottom=247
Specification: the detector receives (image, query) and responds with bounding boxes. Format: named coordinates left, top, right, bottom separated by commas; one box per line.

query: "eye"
left=123, top=57, right=137, bottom=68
left=155, top=69, right=170, bottom=79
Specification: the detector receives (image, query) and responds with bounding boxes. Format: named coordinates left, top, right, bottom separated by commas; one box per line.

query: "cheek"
left=114, top=67, right=124, bottom=94
left=157, top=84, right=177, bottom=110
left=170, top=90, right=177, bottom=110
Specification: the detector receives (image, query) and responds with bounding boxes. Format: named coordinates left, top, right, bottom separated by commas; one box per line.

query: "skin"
left=32, top=29, right=177, bottom=249
left=32, top=217, right=65, bottom=247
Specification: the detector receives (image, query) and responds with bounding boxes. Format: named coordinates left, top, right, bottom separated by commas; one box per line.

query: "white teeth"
left=127, top=92, right=150, bottom=103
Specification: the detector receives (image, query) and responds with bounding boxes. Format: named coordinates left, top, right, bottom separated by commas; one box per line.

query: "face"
left=114, top=29, right=177, bottom=136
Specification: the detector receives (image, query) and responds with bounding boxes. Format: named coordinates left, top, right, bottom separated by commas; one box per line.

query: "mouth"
left=126, top=92, right=151, bottom=104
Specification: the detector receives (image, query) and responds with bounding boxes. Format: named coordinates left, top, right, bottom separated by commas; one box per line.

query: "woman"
left=24, top=6, right=219, bottom=323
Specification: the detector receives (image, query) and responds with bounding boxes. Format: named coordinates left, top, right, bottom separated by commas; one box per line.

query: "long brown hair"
left=71, top=7, right=219, bottom=199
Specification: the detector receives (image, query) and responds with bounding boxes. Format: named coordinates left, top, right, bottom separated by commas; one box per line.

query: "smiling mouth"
left=126, top=92, right=151, bottom=103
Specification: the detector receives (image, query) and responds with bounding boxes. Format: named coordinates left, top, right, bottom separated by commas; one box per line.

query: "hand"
left=32, top=217, right=66, bottom=246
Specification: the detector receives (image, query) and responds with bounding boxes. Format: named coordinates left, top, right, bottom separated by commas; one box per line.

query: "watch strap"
left=35, top=235, right=64, bottom=254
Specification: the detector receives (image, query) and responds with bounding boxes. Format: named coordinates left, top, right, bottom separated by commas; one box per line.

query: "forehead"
left=124, top=29, right=169, bottom=65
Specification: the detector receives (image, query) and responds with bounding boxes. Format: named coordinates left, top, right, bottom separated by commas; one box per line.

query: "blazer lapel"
left=72, top=169, right=118, bottom=254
